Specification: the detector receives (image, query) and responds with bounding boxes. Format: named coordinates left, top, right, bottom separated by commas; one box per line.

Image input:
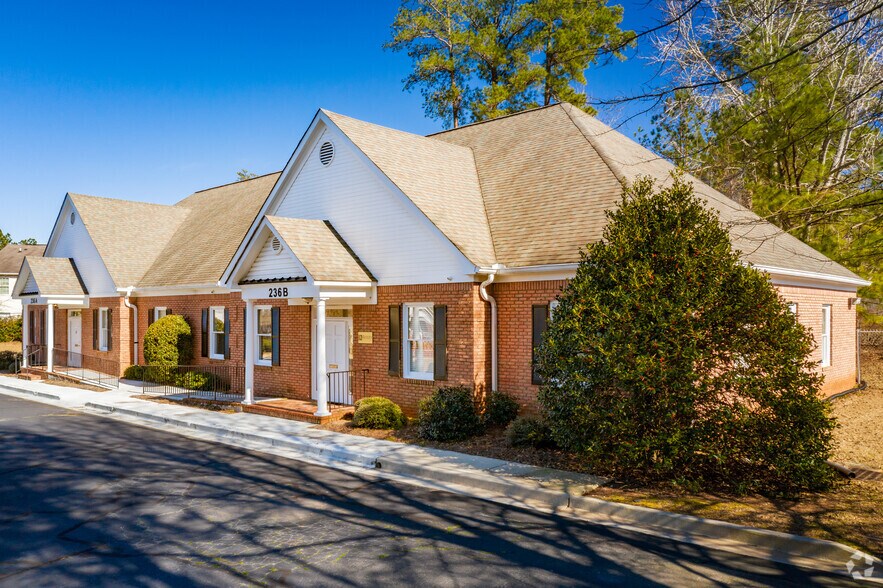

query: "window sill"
left=255, top=361, right=272, bottom=368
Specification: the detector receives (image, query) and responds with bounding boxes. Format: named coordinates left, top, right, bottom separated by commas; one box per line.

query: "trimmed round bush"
left=417, top=386, right=484, bottom=441
left=143, top=315, right=192, bottom=366
left=123, top=365, right=144, bottom=380
left=483, top=391, right=520, bottom=427
left=506, top=416, right=555, bottom=448
left=352, top=397, right=408, bottom=429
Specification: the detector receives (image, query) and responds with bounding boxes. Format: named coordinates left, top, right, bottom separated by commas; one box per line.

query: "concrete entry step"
left=242, top=398, right=353, bottom=425
left=18, top=372, right=44, bottom=381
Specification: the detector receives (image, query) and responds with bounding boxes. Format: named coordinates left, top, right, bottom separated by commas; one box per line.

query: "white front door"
left=68, top=311, right=82, bottom=367
left=312, top=318, right=351, bottom=403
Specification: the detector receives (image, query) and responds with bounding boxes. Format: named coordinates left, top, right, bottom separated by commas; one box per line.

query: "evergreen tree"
left=538, top=174, right=836, bottom=494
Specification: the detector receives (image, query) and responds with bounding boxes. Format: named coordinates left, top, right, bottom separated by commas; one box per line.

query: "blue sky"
left=0, top=1, right=662, bottom=242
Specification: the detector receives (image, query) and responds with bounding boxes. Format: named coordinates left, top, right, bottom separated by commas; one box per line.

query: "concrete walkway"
left=0, top=375, right=879, bottom=582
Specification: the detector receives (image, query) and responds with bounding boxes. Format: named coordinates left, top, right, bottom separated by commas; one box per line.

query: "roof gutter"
left=478, top=267, right=502, bottom=393
left=122, top=287, right=139, bottom=366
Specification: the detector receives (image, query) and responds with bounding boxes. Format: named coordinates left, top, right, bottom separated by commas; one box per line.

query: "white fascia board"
left=751, top=264, right=871, bottom=289
left=121, top=285, right=233, bottom=297
left=43, top=194, right=74, bottom=257
left=220, top=112, right=325, bottom=287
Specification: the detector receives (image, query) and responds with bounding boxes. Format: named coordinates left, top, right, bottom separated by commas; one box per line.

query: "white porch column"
left=21, top=302, right=29, bottom=368
left=314, top=297, right=331, bottom=417
left=46, top=304, right=54, bottom=373
left=243, top=299, right=255, bottom=405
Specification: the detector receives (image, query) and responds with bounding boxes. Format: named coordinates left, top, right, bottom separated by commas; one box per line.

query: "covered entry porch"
left=231, top=216, right=377, bottom=418
left=14, top=256, right=121, bottom=388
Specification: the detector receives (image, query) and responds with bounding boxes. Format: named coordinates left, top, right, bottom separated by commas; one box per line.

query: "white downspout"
left=479, top=272, right=498, bottom=392
left=123, top=286, right=138, bottom=366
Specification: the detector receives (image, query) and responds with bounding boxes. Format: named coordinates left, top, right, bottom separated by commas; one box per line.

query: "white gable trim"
left=229, top=219, right=314, bottom=286
left=43, top=194, right=118, bottom=297
left=220, top=110, right=476, bottom=287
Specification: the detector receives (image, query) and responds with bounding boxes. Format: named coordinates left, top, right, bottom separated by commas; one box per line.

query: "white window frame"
left=255, top=305, right=273, bottom=367
left=209, top=306, right=226, bottom=360
left=820, top=305, right=831, bottom=368
left=153, top=307, right=168, bottom=322
left=98, top=308, right=109, bottom=352
left=403, top=302, right=434, bottom=381
left=0, top=277, right=9, bottom=296
left=788, top=302, right=798, bottom=315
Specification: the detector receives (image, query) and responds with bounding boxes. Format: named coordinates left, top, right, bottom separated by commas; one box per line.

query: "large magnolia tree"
left=537, top=175, right=837, bottom=494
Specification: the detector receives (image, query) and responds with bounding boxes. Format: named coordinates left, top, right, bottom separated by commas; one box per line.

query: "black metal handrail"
left=327, top=368, right=369, bottom=406
left=51, top=347, right=120, bottom=388
left=141, top=364, right=245, bottom=402
left=24, top=344, right=46, bottom=368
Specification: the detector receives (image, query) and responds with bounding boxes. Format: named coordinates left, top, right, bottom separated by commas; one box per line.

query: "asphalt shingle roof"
left=0, top=244, right=45, bottom=275
left=20, top=257, right=86, bottom=296
left=265, top=216, right=374, bottom=282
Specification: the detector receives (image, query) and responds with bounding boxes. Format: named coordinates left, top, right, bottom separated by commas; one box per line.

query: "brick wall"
left=493, top=280, right=567, bottom=411
left=352, top=282, right=490, bottom=415
left=132, top=293, right=313, bottom=400
left=777, top=285, right=858, bottom=396
left=493, top=279, right=858, bottom=410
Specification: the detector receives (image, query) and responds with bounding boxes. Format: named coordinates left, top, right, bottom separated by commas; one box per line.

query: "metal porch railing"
left=327, top=368, right=369, bottom=406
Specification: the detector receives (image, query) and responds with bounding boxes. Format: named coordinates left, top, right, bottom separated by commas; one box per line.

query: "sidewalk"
left=1, top=376, right=879, bottom=582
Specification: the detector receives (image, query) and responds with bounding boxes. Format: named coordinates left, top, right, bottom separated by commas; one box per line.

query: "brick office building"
left=15, top=104, right=870, bottom=415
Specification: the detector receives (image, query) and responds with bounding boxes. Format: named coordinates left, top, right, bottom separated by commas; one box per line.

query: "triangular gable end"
left=239, top=228, right=311, bottom=286
left=220, top=110, right=478, bottom=288
left=13, top=259, right=39, bottom=298
left=43, top=195, right=118, bottom=297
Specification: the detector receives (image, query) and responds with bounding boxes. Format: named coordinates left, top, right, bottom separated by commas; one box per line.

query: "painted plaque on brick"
left=358, top=331, right=373, bottom=344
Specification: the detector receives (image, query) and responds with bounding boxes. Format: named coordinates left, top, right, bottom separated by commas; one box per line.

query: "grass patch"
left=0, top=341, right=21, bottom=353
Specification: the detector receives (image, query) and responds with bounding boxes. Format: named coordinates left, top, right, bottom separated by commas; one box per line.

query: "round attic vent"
left=271, top=236, right=283, bottom=254
left=319, top=141, right=335, bottom=166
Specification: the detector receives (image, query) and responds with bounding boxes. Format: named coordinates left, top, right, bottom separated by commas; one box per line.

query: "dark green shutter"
left=531, top=304, right=548, bottom=385
left=223, top=308, right=230, bottom=359
left=39, top=310, right=46, bottom=346
left=242, top=307, right=247, bottom=361
left=388, top=305, right=401, bottom=376
left=148, top=308, right=155, bottom=327
left=433, top=305, right=447, bottom=381
left=107, top=309, right=113, bottom=351
left=92, top=309, right=98, bottom=350
left=201, top=309, right=209, bottom=358
left=271, top=307, right=280, bottom=366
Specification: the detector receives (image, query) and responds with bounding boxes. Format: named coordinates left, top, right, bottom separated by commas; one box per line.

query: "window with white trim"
left=154, top=307, right=168, bottom=321
left=210, top=307, right=225, bottom=360
left=788, top=303, right=798, bottom=315
left=98, top=308, right=110, bottom=351
left=404, top=303, right=434, bottom=380
left=256, top=306, right=273, bottom=366
left=0, top=278, right=9, bottom=296
left=820, top=305, right=831, bottom=367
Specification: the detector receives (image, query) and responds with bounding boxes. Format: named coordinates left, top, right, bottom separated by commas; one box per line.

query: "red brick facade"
left=35, top=278, right=859, bottom=411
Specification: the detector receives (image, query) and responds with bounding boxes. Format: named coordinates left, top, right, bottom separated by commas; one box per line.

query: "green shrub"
left=0, top=316, right=22, bottom=343
left=483, top=391, right=520, bottom=427
left=176, top=371, right=216, bottom=391
left=537, top=174, right=836, bottom=494
left=0, top=349, right=21, bottom=372
left=143, top=315, right=192, bottom=366
left=122, top=365, right=144, bottom=380
left=417, top=386, right=484, bottom=441
left=352, top=396, right=408, bottom=429
left=505, top=416, right=555, bottom=448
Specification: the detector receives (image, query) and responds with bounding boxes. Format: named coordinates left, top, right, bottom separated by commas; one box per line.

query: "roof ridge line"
left=427, top=103, right=564, bottom=137
left=188, top=170, right=283, bottom=196
left=560, top=104, right=627, bottom=185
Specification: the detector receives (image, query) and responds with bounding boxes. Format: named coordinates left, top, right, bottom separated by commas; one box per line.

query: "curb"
left=84, top=402, right=377, bottom=468
left=0, top=381, right=61, bottom=401
left=5, top=387, right=878, bottom=581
